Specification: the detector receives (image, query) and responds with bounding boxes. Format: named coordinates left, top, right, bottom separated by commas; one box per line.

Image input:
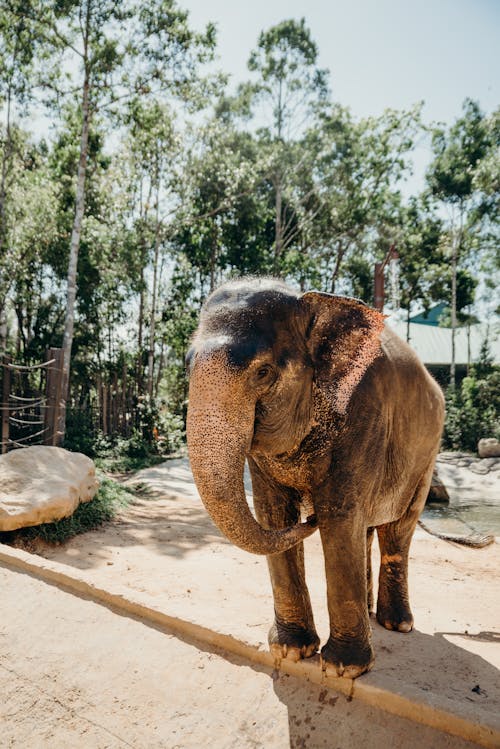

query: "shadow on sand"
left=8, top=558, right=497, bottom=748
left=52, top=496, right=229, bottom=569
left=273, top=624, right=499, bottom=748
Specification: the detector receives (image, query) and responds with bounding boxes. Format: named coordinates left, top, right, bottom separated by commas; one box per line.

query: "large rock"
left=478, top=438, right=500, bottom=458
left=426, top=468, right=450, bottom=504
left=0, top=446, right=98, bottom=532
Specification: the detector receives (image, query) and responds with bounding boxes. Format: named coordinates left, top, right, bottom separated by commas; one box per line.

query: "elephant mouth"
left=251, top=386, right=313, bottom=457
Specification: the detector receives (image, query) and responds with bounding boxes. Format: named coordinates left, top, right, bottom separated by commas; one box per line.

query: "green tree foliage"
left=1, top=11, right=498, bottom=456
left=444, top=341, right=500, bottom=451
left=300, top=104, right=422, bottom=294
left=174, top=116, right=275, bottom=291
left=2, top=0, right=217, bottom=440
left=244, top=18, right=329, bottom=269
left=0, top=1, right=52, bottom=346
left=427, top=99, right=499, bottom=386
left=246, top=17, right=329, bottom=140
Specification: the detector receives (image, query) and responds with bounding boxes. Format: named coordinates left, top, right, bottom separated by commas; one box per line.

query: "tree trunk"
left=155, top=335, right=165, bottom=398
left=450, top=244, right=457, bottom=389
left=449, top=208, right=462, bottom=390
left=209, top=217, right=219, bottom=292
left=0, top=81, right=14, bottom=353
left=147, top=194, right=161, bottom=398
left=137, top=266, right=145, bottom=394
left=273, top=78, right=284, bottom=274
left=466, top=305, right=471, bottom=375
left=329, top=241, right=347, bottom=294
left=274, top=176, right=283, bottom=272
left=0, top=70, right=13, bottom=259
left=136, top=176, right=153, bottom=396
left=210, top=230, right=216, bottom=292
left=59, top=20, right=91, bottom=442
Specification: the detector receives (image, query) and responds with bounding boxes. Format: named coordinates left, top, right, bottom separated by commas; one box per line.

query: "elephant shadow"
left=271, top=624, right=499, bottom=749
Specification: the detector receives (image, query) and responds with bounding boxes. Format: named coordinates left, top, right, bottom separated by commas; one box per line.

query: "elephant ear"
left=300, top=291, right=385, bottom=414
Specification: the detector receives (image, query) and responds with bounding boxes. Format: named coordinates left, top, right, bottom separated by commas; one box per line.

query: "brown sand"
left=1, top=458, right=499, bottom=747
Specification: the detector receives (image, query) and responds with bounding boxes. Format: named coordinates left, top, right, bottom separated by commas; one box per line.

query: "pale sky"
left=24, top=0, right=499, bottom=193
left=183, top=0, right=499, bottom=123
left=182, top=0, right=499, bottom=316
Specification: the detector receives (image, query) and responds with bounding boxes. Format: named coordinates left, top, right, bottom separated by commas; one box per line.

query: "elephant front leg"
left=249, top=460, right=320, bottom=663
left=319, top=516, right=374, bottom=679
left=266, top=543, right=320, bottom=662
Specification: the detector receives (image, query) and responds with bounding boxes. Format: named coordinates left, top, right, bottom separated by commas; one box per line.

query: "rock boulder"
left=426, top=468, right=450, bottom=504
left=0, top=446, right=98, bottom=532
left=478, top=438, right=500, bottom=459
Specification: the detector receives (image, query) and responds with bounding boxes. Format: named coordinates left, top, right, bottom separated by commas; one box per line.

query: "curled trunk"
left=187, top=357, right=317, bottom=555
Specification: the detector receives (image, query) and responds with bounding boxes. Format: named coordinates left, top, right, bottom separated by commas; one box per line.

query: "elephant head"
left=186, top=278, right=384, bottom=556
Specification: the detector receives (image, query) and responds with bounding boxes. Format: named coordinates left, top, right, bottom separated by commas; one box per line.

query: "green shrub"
left=93, top=434, right=168, bottom=473
left=64, top=396, right=185, bottom=471
left=63, top=406, right=98, bottom=457
left=443, top=342, right=500, bottom=451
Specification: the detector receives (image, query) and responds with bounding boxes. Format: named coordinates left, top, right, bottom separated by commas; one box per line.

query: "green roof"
left=409, top=303, right=448, bottom=326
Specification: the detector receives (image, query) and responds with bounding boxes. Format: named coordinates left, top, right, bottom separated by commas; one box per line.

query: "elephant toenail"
left=398, top=621, right=412, bottom=632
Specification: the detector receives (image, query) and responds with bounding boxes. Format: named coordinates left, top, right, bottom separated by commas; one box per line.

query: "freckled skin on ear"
left=187, top=276, right=445, bottom=679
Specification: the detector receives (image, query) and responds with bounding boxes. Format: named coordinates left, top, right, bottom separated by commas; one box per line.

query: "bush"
left=92, top=434, right=165, bottom=473
left=443, top=342, right=500, bottom=451
left=134, top=395, right=185, bottom=453
left=63, top=406, right=99, bottom=457
left=63, top=395, right=185, bottom=471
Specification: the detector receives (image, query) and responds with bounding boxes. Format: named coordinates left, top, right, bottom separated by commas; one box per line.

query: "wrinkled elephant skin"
left=186, top=278, right=445, bottom=679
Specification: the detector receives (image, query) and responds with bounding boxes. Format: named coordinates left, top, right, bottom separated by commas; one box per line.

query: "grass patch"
left=0, top=476, right=135, bottom=547
left=94, top=452, right=166, bottom=474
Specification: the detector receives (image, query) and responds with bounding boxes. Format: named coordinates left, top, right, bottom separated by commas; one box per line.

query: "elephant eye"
left=255, top=365, right=275, bottom=383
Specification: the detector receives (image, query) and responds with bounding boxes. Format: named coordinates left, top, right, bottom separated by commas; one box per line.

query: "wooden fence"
left=1, top=348, right=64, bottom=453
left=2, top=350, right=160, bottom=453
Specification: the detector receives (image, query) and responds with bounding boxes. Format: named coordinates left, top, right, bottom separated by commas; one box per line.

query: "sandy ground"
left=1, top=457, right=499, bottom=748
left=1, top=565, right=482, bottom=749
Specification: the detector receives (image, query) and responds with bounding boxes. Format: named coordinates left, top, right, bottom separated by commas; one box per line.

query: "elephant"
left=186, top=277, right=445, bottom=679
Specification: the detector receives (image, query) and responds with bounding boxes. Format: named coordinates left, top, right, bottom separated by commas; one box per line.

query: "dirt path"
left=0, top=565, right=480, bottom=749
left=2, top=457, right=499, bottom=747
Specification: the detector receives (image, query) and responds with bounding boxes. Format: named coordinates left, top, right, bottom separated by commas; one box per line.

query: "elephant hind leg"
left=376, top=460, right=435, bottom=633
left=367, top=527, right=375, bottom=614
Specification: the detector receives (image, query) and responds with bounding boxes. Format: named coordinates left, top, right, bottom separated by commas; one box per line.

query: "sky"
left=183, top=0, right=499, bottom=123
left=182, top=0, right=499, bottom=192
left=26, top=1, right=499, bottom=190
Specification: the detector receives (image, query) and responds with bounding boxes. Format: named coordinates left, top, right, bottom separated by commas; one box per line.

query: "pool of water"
left=422, top=496, right=500, bottom=536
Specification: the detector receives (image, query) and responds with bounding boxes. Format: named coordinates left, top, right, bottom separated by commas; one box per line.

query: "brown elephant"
left=186, top=277, right=445, bottom=679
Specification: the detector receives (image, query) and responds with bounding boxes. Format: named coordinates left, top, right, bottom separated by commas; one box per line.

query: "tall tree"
left=124, top=99, right=179, bottom=398
left=298, top=104, right=421, bottom=293
left=174, top=113, right=271, bottom=293
left=11, top=0, right=216, bottom=438
left=427, top=99, right=498, bottom=386
left=245, top=18, right=329, bottom=269
left=397, top=196, right=444, bottom=339
left=0, top=1, right=46, bottom=350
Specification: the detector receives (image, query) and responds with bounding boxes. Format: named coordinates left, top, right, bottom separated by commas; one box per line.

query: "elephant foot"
left=269, top=620, right=320, bottom=663
left=320, top=635, right=374, bottom=679
left=376, top=606, right=414, bottom=633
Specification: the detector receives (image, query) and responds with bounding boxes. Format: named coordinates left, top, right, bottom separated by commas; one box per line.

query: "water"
left=422, top=460, right=500, bottom=537
left=422, top=497, right=500, bottom=536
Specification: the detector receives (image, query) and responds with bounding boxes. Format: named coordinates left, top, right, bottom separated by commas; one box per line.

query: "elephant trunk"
left=186, top=353, right=317, bottom=555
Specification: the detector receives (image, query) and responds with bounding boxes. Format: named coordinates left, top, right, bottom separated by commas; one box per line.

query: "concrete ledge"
left=1, top=542, right=498, bottom=749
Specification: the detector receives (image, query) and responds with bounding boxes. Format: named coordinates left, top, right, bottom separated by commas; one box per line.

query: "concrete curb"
left=1, top=542, right=498, bottom=749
